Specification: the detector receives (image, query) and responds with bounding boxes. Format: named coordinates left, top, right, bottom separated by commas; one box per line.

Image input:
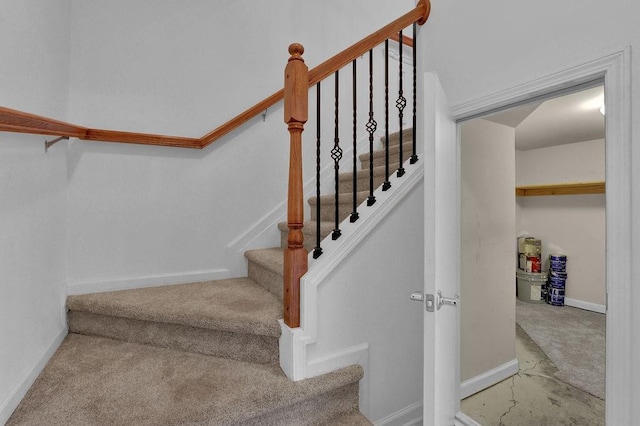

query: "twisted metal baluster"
left=366, top=49, right=377, bottom=207
left=331, top=71, right=343, bottom=240
left=410, top=23, right=419, bottom=164
left=396, top=30, right=407, bottom=177
left=350, top=60, right=359, bottom=223
left=383, top=39, right=391, bottom=191
left=313, top=82, right=323, bottom=259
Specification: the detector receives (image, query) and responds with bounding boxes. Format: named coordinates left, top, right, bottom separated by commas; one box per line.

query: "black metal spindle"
left=396, top=30, right=407, bottom=177
left=313, top=82, right=323, bottom=259
left=366, top=49, right=377, bottom=207
left=331, top=71, right=343, bottom=240
left=410, top=23, right=419, bottom=164
left=383, top=39, right=391, bottom=191
left=350, top=60, right=359, bottom=223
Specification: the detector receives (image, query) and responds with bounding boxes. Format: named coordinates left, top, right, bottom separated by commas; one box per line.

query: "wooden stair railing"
left=0, top=4, right=426, bottom=150
left=282, top=0, right=431, bottom=328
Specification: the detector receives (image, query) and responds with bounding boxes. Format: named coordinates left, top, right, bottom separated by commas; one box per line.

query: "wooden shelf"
left=515, top=181, right=605, bottom=197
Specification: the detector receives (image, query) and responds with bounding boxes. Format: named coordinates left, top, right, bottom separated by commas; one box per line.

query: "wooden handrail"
left=0, top=106, right=201, bottom=148
left=0, top=0, right=429, bottom=151
left=308, top=0, right=429, bottom=87
left=0, top=106, right=88, bottom=138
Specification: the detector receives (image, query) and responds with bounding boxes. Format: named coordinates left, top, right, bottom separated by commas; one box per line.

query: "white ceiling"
left=483, top=85, right=605, bottom=151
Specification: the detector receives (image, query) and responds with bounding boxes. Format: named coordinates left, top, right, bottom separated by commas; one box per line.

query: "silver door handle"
left=437, top=290, right=459, bottom=310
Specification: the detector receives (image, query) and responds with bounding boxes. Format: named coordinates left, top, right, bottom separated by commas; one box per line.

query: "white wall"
left=516, top=139, right=605, bottom=186
left=307, top=181, right=424, bottom=423
left=460, top=119, right=516, bottom=382
left=517, top=140, right=606, bottom=307
left=421, top=0, right=640, bottom=420
left=65, top=0, right=415, bottom=292
left=0, top=0, right=71, bottom=422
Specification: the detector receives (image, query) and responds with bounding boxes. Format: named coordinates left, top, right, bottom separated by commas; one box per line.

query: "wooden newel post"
left=283, top=43, right=309, bottom=328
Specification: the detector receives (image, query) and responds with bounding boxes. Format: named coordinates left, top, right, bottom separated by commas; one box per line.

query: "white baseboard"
left=0, top=326, right=67, bottom=425
left=373, top=400, right=423, bottom=426
left=564, top=297, right=606, bottom=314
left=455, top=411, right=482, bottom=426
left=66, top=268, right=231, bottom=295
left=460, top=358, right=519, bottom=399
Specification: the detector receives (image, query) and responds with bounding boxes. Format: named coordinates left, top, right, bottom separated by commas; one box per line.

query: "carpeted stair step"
left=245, top=247, right=284, bottom=301
left=322, top=411, right=374, bottom=425
left=308, top=191, right=370, bottom=223
left=67, top=277, right=281, bottom=364
left=382, top=127, right=414, bottom=148
left=338, top=165, right=388, bottom=195
left=278, top=220, right=335, bottom=252
left=359, top=141, right=415, bottom=169
left=8, top=334, right=366, bottom=425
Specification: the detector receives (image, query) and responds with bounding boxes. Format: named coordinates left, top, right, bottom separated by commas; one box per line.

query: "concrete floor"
left=461, top=324, right=604, bottom=425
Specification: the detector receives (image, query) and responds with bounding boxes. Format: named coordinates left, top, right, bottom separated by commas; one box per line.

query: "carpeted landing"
left=9, top=130, right=412, bottom=424
left=8, top=334, right=366, bottom=425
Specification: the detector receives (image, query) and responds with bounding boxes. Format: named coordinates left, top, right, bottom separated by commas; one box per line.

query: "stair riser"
left=360, top=143, right=416, bottom=169
left=339, top=172, right=387, bottom=195
left=242, top=382, right=361, bottom=426
left=309, top=202, right=358, bottom=223
left=383, top=128, right=414, bottom=148
left=248, top=261, right=283, bottom=301
left=68, top=311, right=279, bottom=364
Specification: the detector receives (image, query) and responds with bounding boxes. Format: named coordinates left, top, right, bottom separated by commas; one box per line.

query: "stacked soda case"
left=545, top=254, right=567, bottom=306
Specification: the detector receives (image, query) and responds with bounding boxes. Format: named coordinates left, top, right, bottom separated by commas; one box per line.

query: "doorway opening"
left=458, top=84, right=606, bottom=425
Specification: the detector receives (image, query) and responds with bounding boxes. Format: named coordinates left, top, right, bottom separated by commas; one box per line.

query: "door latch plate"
left=425, top=293, right=435, bottom=312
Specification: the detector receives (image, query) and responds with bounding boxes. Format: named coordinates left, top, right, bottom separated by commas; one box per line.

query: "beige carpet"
left=8, top=334, right=365, bottom=425
left=516, top=299, right=605, bottom=399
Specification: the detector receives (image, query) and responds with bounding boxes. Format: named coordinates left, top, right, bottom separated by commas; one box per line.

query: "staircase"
left=7, top=130, right=413, bottom=425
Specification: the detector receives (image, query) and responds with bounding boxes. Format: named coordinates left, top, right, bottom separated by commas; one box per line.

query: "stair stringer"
left=279, top=160, right=424, bottom=416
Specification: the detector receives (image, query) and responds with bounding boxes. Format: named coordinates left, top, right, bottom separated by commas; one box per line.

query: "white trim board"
left=564, top=298, right=606, bottom=314
left=66, top=268, right=231, bottom=295
left=0, top=326, right=67, bottom=425
left=279, top=160, right=424, bottom=382
left=460, top=358, right=519, bottom=399
left=373, top=400, right=422, bottom=426
left=451, top=48, right=633, bottom=425
left=454, top=411, right=482, bottom=426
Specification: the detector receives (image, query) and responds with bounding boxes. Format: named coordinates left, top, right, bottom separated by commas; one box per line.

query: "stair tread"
left=338, top=165, right=387, bottom=182
left=245, top=247, right=284, bottom=276
left=67, top=277, right=281, bottom=337
left=322, top=411, right=373, bottom=425
left=359, top=141, right=415, bottom=163
left=7, top=334, right=364, bottom=426
left=308, top=190, right=370, bottom=205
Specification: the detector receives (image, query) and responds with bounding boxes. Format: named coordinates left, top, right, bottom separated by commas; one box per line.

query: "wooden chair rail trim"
left=0, top=0, right=430, bottom=149
left=515, top=181, right=606, bottom=197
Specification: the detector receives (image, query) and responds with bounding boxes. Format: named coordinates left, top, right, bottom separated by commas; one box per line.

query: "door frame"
left=449, top=48, right=632, bottom=425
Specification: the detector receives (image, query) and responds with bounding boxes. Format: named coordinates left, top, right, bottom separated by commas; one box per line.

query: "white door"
left=421, top=72, right=463, bottom=425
